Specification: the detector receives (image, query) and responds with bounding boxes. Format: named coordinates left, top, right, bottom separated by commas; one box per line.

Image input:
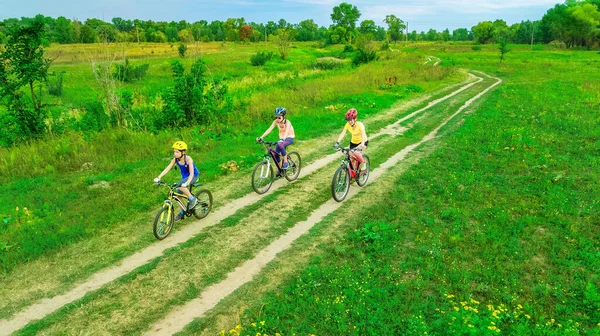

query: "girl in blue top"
left=154, top=141, right=199, bottom=221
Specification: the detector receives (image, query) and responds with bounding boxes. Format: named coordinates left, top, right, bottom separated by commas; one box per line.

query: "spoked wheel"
left=332, top=166, right=351, bottom=202
left=356, top=154, right=370, bottom=187
left=153, top=205, right=174, bottom=240
left=193, top=189, right=213, bottom=219
left=251, top=161, right=274, bottom=194
left=284, top=152, right=302, bottom=181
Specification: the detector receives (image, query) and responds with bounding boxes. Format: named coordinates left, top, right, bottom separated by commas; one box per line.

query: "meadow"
left=1, top=41, right=598, bottom=335
left=0, top=41, right=457, bottom=274
left=178, top=45, right=600, bottom=335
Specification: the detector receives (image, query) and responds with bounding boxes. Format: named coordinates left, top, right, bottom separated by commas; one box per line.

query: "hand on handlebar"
left=256, top=137, right=263, bottom=143
left=333, top=142, right=340, bottom=150
left=153, top=177, right=161, bottom=184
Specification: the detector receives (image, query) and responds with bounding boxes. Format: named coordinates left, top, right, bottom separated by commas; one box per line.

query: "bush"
left=250, top=51, right=275, bottom=66
left=47, top=71, right=65, bottom=96
left=113, top=59, right=150, bottom=82
left=312, top=58, right=344, bottom=70
left=471, top=45, right=482, bottom=51
left=380, top=42, right=390, bottom=51
left=77, top=101, right=109, bottom=132
left=178, top=43, right=187, bottom=58
left=352, top=48, right=378, bottom=66
left=343, top=45, right=354, bottom=53
left=548, top=40, right=567, bottom=49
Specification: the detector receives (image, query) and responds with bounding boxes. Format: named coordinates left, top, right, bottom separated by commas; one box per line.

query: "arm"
left=360, top=123, right=368, bottom=148
left=157, top=159, right=176, bottom=180
left=336, top=126, right=347, bottom=144
left=260, top=121, right=276, bottom=139
left=184, top=156, right=195, bottom=186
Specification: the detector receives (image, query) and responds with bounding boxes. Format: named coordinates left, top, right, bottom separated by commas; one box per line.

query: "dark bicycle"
left=331, top=146, right=370, bottom=202
left=251, top=139, right=301, bottom=194
left=153, top=181, right=213, bottom=240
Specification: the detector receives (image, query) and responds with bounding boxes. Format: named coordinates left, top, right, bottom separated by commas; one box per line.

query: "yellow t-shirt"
left=344, top=121, right=365, bottom=144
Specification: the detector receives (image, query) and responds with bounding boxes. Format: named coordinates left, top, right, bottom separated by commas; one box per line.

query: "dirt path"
left=0, top=74, right=485, bottom=336
left=143, top=71, right=502, bottom=335
left=423, top=56, right=441, bottom=66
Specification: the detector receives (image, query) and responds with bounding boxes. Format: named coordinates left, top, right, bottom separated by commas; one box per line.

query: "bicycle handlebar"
left=335, top=146, right=362, bottom=153
left=256, top=139, right=280, bottom=146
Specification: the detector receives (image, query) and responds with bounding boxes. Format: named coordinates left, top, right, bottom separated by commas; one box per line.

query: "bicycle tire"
left=251, top=161, right=274, bottom=194
left=332, top=166, right=351, bottom=202
left=284, top=152, right=302, bottom=182
left=356, top=154, right=370, bottom=187
left=193, top=189, right=213, bottom=219
left=153, top=205, right=174, bottom=240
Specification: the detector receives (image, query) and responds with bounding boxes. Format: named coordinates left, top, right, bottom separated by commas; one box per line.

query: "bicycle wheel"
left=251, top=161, right=274, bottom=194
left=356, top=154, right=371, bottom=187
left=153, top=204, right=174, bottom=240
left=331, top=166, right=351, bottom=202
left=193, top=189, right=213, bottom=219
left=284, top=152, right=302, bottom=181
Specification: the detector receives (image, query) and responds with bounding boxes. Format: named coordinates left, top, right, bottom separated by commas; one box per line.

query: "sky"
left=0, top=0, right=561, bottom=31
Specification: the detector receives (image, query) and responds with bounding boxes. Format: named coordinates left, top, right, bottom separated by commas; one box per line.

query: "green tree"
left=178, top=43, right=187, bottom=58
left=178, top=29, right=194, bottom=42
left=442, top=28, right=451, bottom=41
left=272, top=29, right=292, bottom=60
left=54, top=16, right=74, bottom=43
left=426, top=28, right=438, bottom=41
left=359, top=20, right=377, bottom=35
left=0, top=17, right=51, bottom=139
left=331, top=2, right=361, bottom=43
left=384, top=15, right=406, bottom=42
left=297, top=19, right=319, bottom=41
left=472, top=21, right=494, bottom=44
left=452, top=28, right=470, bottom=41
left=569, top=3, right=600, bottom=48
left=80, top=23, right=97, bottom=43
left=495, top=28, right=511, bottom=63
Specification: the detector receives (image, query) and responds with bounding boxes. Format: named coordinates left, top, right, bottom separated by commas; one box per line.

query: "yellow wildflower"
left=260, top=321, right=265, bottom=326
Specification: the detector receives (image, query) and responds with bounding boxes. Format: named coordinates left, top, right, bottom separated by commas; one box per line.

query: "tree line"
left=0, top=1, right=598, bottom=47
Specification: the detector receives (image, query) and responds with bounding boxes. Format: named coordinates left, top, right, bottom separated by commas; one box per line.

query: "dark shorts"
left=176, top=175, right=199, bottom=188
left=350, top=140, right=369, bottom=149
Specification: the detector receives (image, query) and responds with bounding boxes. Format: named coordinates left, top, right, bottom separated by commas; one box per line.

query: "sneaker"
left=175, top=210, right=185, bottom=221
left=275, top=172, right=282, bottom=179
left=282, top=162, right=290, bottom=169
left=187, top=196, right=197, bottom=210
left=359, top=162, right=367, bottom=171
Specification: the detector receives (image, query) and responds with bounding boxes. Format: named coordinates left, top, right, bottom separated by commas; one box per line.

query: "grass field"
left=1, top=41, right=598, bottom=335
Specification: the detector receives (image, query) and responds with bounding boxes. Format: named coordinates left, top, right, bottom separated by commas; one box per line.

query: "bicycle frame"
left=259, top=142, right=285, bottom=177
left=338, top=148, right=361, bottom=178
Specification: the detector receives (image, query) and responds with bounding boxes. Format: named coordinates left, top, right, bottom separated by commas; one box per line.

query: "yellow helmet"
left=172, top=141, right=188, bottom=151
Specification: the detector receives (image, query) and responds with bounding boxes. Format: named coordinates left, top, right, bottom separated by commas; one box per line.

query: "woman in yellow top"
left=335, top=108, right=368, bottom=171
left=257, top=107, right=296, bottom=169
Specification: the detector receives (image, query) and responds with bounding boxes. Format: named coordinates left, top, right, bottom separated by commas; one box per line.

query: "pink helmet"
left=345, top=108, right=357, bottom=120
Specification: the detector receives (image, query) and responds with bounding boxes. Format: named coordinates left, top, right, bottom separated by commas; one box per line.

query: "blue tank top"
left=175, top=156, right=199, bottom=179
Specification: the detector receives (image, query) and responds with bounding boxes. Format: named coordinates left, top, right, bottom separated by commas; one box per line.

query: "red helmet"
left=345, top=108, right=357, bottom=120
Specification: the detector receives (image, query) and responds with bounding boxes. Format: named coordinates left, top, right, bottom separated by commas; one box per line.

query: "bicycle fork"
left=260, top=158, right=272, bottom=179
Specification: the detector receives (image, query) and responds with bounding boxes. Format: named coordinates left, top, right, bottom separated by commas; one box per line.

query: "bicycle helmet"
left=172, top=141, right=188, bottom=151
left=274, top=107, right=287, bottom=117
left=345, top=108, right=357, bottom=120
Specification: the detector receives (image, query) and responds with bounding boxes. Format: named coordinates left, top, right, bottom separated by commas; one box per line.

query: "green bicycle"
left=153, top=181, right=213, bottom=240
